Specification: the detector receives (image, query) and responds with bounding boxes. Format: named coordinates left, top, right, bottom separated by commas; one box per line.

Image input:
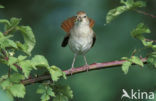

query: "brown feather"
left=89, top=18, right=95, bottom=28
left=61, top=16, right=76, bottom=33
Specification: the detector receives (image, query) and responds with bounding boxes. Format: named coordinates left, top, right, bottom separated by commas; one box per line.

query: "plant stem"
left=22, top=58, right=147, bottom=85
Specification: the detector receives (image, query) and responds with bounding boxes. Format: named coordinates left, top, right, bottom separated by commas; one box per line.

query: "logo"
left=121, top=89, right=154, bottom=100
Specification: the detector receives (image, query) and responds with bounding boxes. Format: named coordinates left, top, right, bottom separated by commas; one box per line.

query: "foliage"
left=0, top=0, right=156, bottom=101
left=0, top=17, right=70, bottom=101
left=121, top=23, right=156, bottom=74
left=106, top=0, right=146, bottom=24
left=106, top=0, right=156, bottom=74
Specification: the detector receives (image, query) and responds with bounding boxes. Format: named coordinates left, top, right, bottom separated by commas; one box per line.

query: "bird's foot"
left=68, top=67, right=74, bottom=75
left=83, top=64, right=89, bottom=72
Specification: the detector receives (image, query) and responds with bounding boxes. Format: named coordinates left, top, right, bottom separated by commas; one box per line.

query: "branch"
left=1, top=49, right=22, bottom=70
left=135, top=9, right=156, bottom=18
left=22, top=58, right=147, bottom=85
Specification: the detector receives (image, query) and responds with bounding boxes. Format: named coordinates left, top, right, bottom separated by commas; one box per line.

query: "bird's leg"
left=69, top=54, right=77, bottom=75
left=83, top=55, right=89, bottom=71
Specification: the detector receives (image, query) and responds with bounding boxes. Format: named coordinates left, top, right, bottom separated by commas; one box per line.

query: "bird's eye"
left=83, top=16, right=87, bottom=18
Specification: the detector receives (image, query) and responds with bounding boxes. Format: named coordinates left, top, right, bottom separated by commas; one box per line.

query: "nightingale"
left=61, top=11, right=96, bottom=72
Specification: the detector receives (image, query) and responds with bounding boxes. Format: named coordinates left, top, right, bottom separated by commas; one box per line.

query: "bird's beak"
left=77, top=17, right=82, bottom=22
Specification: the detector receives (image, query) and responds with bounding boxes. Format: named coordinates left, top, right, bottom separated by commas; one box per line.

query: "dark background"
left=0, top=0, right=156, bottom=101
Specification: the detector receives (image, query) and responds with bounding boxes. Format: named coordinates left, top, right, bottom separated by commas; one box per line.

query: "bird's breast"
left=68, top=24, right=93, bottom=55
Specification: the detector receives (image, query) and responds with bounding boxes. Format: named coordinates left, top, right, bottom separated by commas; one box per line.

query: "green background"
left=0, top=0, right=156, bottom=101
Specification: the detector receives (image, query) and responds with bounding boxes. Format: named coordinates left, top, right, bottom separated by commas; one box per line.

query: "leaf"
left=106, top=6, right=127, bottom=24
left=17, top=55, right=27, bottom=62
left=131, top=23, right=151, bottom=40
left=31, top=55, right=49, bottom=68
left=9, top=73, right=25, bottom=83
left=53, top=85, right=73, bottom=101
left=53, top=95, right=68, bottom=101
left=106, top=0, right=146, bottom=24
left=147, top=55, right=156, bottom=67
left=8, top=56, right=18, bottom=72
left=16, top=26, right=36, bottom=55
left=0, top=19, right=10, bottom=26
left=0, top=5, right=4, bottom=8
left=130, top=56, right=144, bottom=67
left=0, top=35, right=18, bottom=49
left=142, top=39, right=153, bottom=47
left=9, top=84, right=25, bottom=98
left=9, top=18, right=21, bottom=28
left=4, top=18, right=21, bottom=33
left=48, top=66, right=65, bottom=82
left=41, top=93, right=50, bottom=101
left=37, top=84, right=55, bottom=101
left=8, top=57, right=17, bottom=65
left=122, top=61, right=132, bottom=74
left=0, top=73, right=26, bottom=98
left=0, top=75, right=8, bottom=82
left=18, top=60, right=33, bottom=78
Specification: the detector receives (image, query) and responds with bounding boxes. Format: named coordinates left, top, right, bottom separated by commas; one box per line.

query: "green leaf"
left=8, top=57, right=18, bottom=72
left=122, top=61, right=132, bottom=74
left=8, top=57, right=17, bottom=65
left=0, top=79, right=11, bottom=90
left=53, top=85, right=73, bottom=101
left=147, top=55, right=156, bottom=67
left=3, top=18, right=21, bottom=33
left=53, top=95, right=68, bottom=101
left=41, top=93, right=50, bottom=101
left=18, top=60, right=33, bottom=78
left=106, top=0, right=146, bottom=24
left=0, top=35, right=18, bottom=49
left=48, top=66, right=65, bottom=82
left=9, top=73, right=25, bottom=83
left=131, top=23, right=151, bottom=40
left=142, top=39, right=153, bottom=47
left=130, top=56, right=144, bottom=67
left=9, top=18, right=21, bottom=28
left=0, top=5, right=4, bottom=8
left=9, top=84, right=25, bottom=98
left=106, top=6, right=127, bottom=24
left=0, top=75, right=8, bottom=82
left=0, top=74, right=26, bottom=98
left=0, top=19, right=10, bottom=26
left=16, top=26, right=36, bottom=55
left=37, top=84, right=55, bottom=101
left=17, top=55, right=27, bottom=62
left=31, top=55, right=49, bottom=68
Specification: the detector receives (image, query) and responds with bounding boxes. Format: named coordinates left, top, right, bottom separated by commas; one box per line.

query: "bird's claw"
left=68, top=67, right=74, bottom=75
left=83, top=64, right=89, bottom=72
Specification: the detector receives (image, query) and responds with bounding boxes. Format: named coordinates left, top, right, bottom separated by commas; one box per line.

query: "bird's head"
left=75, top=11, right=89, bottom=25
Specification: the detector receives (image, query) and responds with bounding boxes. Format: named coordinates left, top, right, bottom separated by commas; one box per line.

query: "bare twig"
left=135, top=9, right=156, bottom=18
left=3, top=27, right=15, bottom=35
left=22, top=58, right=147, bottom=85
left=145, top=39, right=156, bottom=42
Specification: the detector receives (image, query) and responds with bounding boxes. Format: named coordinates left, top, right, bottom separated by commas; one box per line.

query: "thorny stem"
left=22, top=58, right=147, bottom=85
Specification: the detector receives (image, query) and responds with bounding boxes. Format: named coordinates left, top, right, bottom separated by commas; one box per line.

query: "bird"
left=61, top=11, right=96, bottom=73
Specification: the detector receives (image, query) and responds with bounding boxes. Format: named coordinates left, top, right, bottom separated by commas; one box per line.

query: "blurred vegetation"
left=0, top=0, right=156, bottom=101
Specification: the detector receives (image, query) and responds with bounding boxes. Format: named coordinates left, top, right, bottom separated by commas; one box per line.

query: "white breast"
left=68, top=24, right=93, bottom=55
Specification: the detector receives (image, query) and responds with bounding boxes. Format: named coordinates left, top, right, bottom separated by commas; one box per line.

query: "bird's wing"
left=92, top=32, right=96, bottom=47
left=61, top=16, right=76, bottom=47
left=88, top=18, right=95, bottom=28
left=61, top=16, right=77, bottom=33
left=61, top=35, right=70, bottom=47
